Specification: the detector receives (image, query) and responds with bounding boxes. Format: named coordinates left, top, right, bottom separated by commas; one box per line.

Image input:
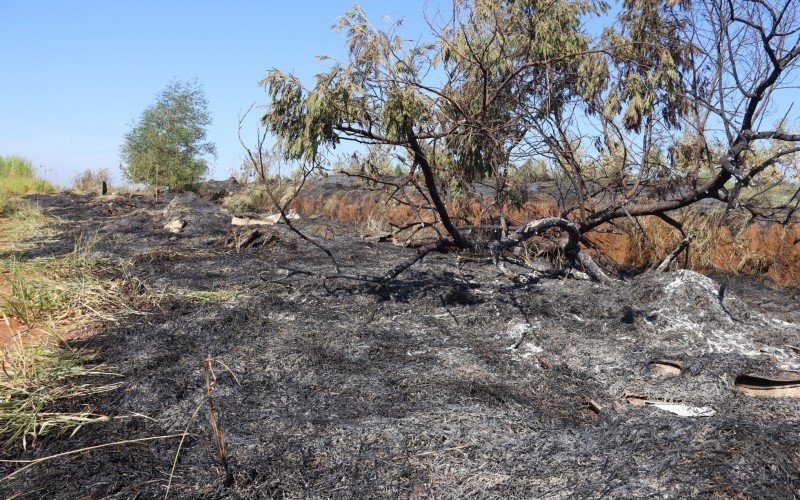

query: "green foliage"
left=511, top=159, right=554, bottom=183
left=0, top=155, right=56, bottom=212
left=261, top=0, right=606, bottom=184
left=120, top=80, right=216, bottom=191
left=599, top=0, right=690, bottom=131
left=0, top=155, right=35, bottom=177
left=261, top=0, right=799, bottom=232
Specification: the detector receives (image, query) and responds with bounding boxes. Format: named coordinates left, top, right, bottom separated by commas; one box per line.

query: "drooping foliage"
left=261, top=0, right=608, bottom=181
left=261, top=0, right=800, bottom=242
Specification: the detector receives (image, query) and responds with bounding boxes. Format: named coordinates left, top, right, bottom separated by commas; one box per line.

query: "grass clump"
left=358, top=214, right=392, bottom=236
left=0, top=156, right=35, bottom=178
left=0, top=201, right=59, bottom=253
left=221, top=181, right=295, bottom=215
left=0, top=342, right=117, bottom=449
left=0, top=202, right=134, bottom=448
left=222, top=184, right=272, bottom=214
left=0, top=155, right=55, bottom=197
left=1, top=234, right=134, bottom=330
left=0, top=156, right=56, bottom=218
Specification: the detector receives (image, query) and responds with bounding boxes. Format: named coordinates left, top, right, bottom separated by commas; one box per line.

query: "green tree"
left=259, top=0, right=800, bottom=282
left=121, top=80, right=216, bottom=190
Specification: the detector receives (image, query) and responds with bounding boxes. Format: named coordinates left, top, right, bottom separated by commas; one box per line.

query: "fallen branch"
left=655, top=236, right=695, bottom=273
left=489, top=217, right=613, bottom=283
left=327, top=243, right=441, bottom=286
left=577, top=251, right=614, bottom=284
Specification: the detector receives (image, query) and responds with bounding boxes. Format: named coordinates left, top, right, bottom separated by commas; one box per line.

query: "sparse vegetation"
left=0, top=194, right=133, bottom=448
left=0, top=343, right=117, bottom=449
left=71, top=168, right=110, bottom=193
left=1, top=235, right=135, bottom=329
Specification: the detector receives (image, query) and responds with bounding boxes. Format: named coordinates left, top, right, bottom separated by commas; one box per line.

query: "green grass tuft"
left=0, top=156, right=35, bottom=178
left=0, top=222, right=135, bottom=449
left=0, top=343, right=117, bottom=449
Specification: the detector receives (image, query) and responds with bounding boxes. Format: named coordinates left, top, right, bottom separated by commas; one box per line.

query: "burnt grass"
left=2, top=192, right=800, bottom=499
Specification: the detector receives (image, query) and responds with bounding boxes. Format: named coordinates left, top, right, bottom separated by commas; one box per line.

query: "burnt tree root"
left=489, top=217, right=614, bottom=284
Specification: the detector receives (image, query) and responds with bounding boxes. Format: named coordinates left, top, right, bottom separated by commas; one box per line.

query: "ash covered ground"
left=2, top=192, right=799, bottom=499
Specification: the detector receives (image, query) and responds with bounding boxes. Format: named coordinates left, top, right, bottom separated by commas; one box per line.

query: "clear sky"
left=0, top=1, right=444, bottom=186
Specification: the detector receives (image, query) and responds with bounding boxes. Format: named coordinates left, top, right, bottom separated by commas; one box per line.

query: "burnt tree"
left=257, top=0, right=800, bottom=282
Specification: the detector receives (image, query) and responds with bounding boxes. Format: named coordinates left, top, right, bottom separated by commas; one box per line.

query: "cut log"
left=225, top=227, right=277, bottom=251
left=231, top=209, right=300, bottom=226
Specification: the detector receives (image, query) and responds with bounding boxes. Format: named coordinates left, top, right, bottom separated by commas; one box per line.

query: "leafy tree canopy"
left=121, top=79, right=216, bottom=190
left=261, top=0, right=800, bottom=249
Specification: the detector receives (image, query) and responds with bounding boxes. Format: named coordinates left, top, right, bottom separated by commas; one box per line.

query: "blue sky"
left=0, top=1, right=444, bottom=186
left=3, top=2, right=797, bottom=187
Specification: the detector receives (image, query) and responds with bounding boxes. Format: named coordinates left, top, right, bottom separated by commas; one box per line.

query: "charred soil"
left=1, top=192, right=799, bottom=499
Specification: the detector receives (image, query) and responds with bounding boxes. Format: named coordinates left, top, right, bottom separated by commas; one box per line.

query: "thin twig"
left=164, top=402, right=204, bottom=500
left=0, top=434, right=187, bottom=483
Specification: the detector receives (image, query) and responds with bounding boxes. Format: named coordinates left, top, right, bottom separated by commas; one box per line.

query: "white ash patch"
left=648, top=270, right=800, bottom=367
left=267, top=311, right=296, bottom=322
left=503, top=319, right=543, bottom=359
left=406, top=348, right=430, bottom=356
left=663, top=269, right=720, bottom=298
left=503, top=320, right=531, bottom=341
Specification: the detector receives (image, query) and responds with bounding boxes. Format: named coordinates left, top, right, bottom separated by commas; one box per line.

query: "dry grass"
left=222, top=182, right=296, bottom=215
left=1, top=234, right=137, bottom=330
left=358, top=213, right=392, bottom=236
left=627, top=211, right=794, bottom=275
left=158, top=288, right=248, bottom=303
left=0, top=198, right=137, bottom=449
left=71, top=168, right=109, bottom=193
left=0, top=341, right=118, bottom=449
left=0, top=200, right=59, bottom=252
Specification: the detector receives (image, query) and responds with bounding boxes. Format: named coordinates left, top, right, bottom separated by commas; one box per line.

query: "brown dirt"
left=288, top=178, right=800, bottom=286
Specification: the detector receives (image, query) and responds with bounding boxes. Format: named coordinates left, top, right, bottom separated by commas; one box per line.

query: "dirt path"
left=1, top=192, right=799, bottom=499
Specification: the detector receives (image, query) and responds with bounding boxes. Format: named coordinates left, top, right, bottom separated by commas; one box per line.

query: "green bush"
left=120, top=80, right=216, bottom=191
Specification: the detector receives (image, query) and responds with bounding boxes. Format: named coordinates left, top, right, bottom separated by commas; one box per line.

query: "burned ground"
left=2, top=192, right=799, bottom=499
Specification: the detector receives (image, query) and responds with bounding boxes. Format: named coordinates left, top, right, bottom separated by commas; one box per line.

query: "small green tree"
left=121, top=80, right=216, bottom=190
